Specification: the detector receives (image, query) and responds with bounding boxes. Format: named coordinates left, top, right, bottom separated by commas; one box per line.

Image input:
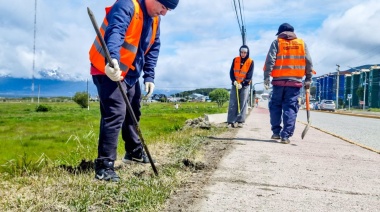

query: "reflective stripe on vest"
left=233, top=57, right=253, bottom=83
left=89, top=0, right=159, bottom=76
left=271, top=38, right=306, bottom=78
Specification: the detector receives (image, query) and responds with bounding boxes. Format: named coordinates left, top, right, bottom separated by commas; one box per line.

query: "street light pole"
left=313, top=80, right=321, bottom=102
left=253, top=82, right=263, bottom=90
left=321, top=78, right=324, bottom=100
left=336, top=64, right=340, bottom=109
left=250, top=82, right=264, bottom=108
left=363, top=71, right=367, bottom=111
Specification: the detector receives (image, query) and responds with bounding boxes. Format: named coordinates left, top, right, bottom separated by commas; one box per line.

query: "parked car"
left=319, top=100, right=335, bottom=112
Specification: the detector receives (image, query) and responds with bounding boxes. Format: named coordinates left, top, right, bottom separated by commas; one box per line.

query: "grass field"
left=0, top=101, right=227, bottom=169
left=0, top=100, right=229, bottom=211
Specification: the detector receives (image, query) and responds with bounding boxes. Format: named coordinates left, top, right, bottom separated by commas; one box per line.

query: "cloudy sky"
left=1, top=0, right=380, bottom=91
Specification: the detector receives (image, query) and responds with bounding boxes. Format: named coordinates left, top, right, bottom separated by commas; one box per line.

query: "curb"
left=302, top=109, right=380, bottom=119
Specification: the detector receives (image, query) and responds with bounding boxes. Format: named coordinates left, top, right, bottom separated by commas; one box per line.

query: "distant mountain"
left=38, top=68, right=82, bottom=81
left=0, top=77, right=96, bottom=98
left=0, top=77, right=181, bottom=98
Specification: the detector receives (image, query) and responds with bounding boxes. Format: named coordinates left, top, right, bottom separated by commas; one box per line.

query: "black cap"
left=157, top=0, right=179, bottom=10
left=276, top=23, right=294, bottom=35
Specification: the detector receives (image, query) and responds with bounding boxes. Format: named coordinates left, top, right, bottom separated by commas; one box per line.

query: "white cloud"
left=1, top=0, right=379, bottom=91
left=310, top=0, right=380, bottom=75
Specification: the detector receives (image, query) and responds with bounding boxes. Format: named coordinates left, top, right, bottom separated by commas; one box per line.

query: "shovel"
left=87, top=7, right=158, bottom=176
left=236, top=84, right=240, bottom=114
left=301, top=88, right=311, bottom=139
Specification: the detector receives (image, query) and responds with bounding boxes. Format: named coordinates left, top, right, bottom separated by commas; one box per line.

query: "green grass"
left=0, top=102, right=100, bottom=167
left=0, top=101, right=226, bottom=166
left=0, top=100, right=229, bottom=211
left=368, top=108, right=380, bottom=112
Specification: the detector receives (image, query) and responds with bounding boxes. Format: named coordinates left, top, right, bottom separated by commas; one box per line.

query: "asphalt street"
left=296, top=110, right=380, bottom=152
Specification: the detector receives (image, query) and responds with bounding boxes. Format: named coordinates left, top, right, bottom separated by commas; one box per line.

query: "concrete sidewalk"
left=191, top=107, right=380, bottom=211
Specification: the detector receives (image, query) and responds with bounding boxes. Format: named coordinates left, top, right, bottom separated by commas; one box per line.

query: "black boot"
left=94, top=159, right=120, bottom=182
left=122, top=150, right=155, bottom=164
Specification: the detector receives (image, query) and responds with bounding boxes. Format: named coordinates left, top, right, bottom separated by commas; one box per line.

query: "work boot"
left=281, top=137, right=290, bottom=144
left=94, top=159, right=120, bottom=182
left=226, top=123, right=234, bottom=128
left=271, top=134, right=280, bottom=140
left=122, top=151, right=154, bottom=164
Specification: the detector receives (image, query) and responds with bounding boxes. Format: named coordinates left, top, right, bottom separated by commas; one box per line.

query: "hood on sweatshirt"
left=277, top=31, right=297, bottom=40
left=239, top=45, right=250, bottom=60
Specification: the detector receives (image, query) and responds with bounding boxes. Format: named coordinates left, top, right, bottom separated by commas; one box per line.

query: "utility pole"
left=252, top=82, right=263, bottom=107
left=31, top=0, right=38, bottom=103
left=336, top=64, right=340, bottom=109
left=87, top=78, right=90, bottom=110
left=241, top=25, right=246, bottom=45
left=37, top=84, right=40, bottom=104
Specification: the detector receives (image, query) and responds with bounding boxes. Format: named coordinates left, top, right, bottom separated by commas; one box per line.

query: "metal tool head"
left=301, top=120, right=311, bottom=140
left=301, top=88, right=311, bottom=139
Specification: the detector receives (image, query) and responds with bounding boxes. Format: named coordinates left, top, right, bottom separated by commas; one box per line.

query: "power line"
left=232, top=0, right=242, bottom=31
left=231, top=0, right=246, bottom=45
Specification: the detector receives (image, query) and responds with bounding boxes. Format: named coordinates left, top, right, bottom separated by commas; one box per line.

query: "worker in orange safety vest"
left=263, top=23, right=314, bottom=144
left=227, top=45, right=254, bottom=128
left=89, top=0, right=179, bottom=182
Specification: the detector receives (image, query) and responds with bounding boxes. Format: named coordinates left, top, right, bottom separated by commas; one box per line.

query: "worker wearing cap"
left=89, top=0, right=179, bottom=182
left=227, top=45, right=254, bottom=128
left=263, top=23, right=313, bottom=144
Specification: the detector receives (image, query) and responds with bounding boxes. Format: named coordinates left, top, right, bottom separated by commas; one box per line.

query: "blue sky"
left=1, top=0, right=380, bottom=91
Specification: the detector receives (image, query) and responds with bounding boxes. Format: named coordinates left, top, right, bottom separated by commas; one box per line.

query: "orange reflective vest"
left=271, top=38, right=306, bottom=78
left=233, top=57, right=253, bottom=83
left=89, top=0, right=159, bottom=77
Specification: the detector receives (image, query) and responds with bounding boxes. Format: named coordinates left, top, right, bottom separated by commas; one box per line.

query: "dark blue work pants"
left=269, top=85, right=300, bottom=139
left=92, top=75, right=142, bottom=161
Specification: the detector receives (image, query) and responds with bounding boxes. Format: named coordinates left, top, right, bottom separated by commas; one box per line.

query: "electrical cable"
left=231, top=0, right=247, bottom=44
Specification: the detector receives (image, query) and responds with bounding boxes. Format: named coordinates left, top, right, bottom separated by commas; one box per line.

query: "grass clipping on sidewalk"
left=0, top=103, right=229, bottom=211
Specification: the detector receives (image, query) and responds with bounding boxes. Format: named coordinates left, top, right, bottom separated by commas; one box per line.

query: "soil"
left=163, top=128, right=238, bottom=211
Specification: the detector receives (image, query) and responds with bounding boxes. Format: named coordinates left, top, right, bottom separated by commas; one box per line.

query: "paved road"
left=258, top=98, right=380, bottom=152
left=296, top=110, right=380, bottom=151
left=189, top=106, right=380, bottom=211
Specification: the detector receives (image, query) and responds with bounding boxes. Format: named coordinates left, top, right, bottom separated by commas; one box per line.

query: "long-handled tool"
left=236, top=84, right=240, bottom=114
left=301, top=88, right=311, bottom=139
left=87, top=7, right=158, bottom=176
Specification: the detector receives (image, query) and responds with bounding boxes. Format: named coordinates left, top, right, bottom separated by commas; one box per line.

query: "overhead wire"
left=232, top=0, right=242, bottom=32
left=237, top=0, right=245, bottom=28
left=242, top=0, right=246, bottom=28
left=231, top=0, right=246, bottom=44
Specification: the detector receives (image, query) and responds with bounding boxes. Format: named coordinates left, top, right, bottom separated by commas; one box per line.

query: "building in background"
left=312, top=64, right=380, bottom=109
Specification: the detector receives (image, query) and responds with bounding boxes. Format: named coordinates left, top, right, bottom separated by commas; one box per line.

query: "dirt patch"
left=163, top=128, right=238, bottom=211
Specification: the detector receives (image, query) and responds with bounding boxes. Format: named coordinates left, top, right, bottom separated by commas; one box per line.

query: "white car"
left=319, top=100, right=335, bottom=112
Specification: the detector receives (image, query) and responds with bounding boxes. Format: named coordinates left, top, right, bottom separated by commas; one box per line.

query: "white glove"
left=145, top=82, right=155, bottom=98
left=105, top=59, right=123, bottom=81
left=233, top=81, right=242, bottom=89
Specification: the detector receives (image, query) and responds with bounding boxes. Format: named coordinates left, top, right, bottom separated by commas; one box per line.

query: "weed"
left=35, top=104, right=52, bottom=112
left=0, top=101, right=228, bottom=210
left=1, top=153, right=49, bottom=178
